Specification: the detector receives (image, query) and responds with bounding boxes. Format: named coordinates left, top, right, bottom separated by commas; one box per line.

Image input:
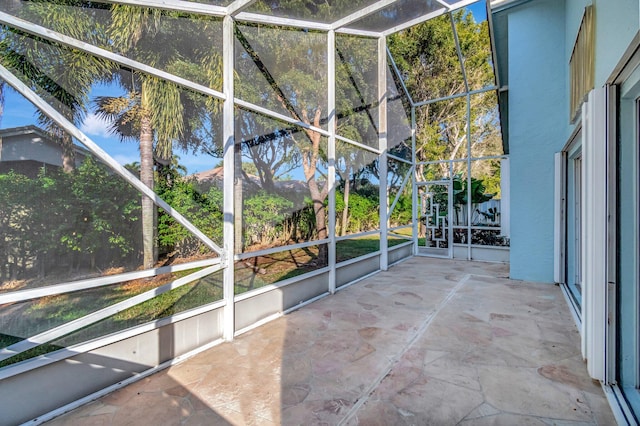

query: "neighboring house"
left=191, top=165, right=309, bottom=193
left=491, top=0, right=640, bottom=421
left=0, top=125, right=87, bottom=177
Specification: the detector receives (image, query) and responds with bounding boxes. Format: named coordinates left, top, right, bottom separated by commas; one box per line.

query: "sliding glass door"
left=617, top=70, right=640, bottom=419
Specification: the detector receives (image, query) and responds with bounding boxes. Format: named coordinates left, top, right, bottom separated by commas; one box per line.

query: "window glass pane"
left=235, top=24, right=328, bottom=130
left=450, top=159, right=503, bottom=239
left=336, top=236, right=380, bottom=263
left=345, top=0, right=442, bottom=33
left=234, top=245, right=328, bottom=295
left=336, top=141, right=380, bottom=236
left=245, top=0, right=382, bottom=24
left=336, top=35, right=379, bottom=149
left=1, top=2, right=224, bottom=91
left=470, top=91, right=503, bottom=158
left=468, top=228, right=508, bottom=246
left=387, top=14, right=465, bottom=102
left=52, top=269, right=224, bottom=348
left=236, top=108, right=329, bottom=253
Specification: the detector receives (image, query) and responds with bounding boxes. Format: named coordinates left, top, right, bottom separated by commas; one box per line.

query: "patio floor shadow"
left=45, top=257, right=616, bottom=425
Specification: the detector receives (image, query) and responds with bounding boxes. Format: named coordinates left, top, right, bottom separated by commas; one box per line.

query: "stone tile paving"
left=45, top=258, right=615, bottom=425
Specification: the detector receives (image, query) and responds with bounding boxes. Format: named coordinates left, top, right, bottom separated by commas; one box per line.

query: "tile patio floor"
left=46, top=258, right=616, bottom=425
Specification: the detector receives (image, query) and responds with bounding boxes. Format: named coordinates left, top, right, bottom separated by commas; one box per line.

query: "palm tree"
left=96, top=5, right=223, bottom=268
left=0, top=9, right=113, bottom=172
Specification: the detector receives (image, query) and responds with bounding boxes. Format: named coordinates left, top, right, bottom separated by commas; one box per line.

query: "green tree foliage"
left=0, top=1, right=114, bottom=172
left=97, top=6, right=224, bottom=268
left=388, top=11, right=502, bottom=181
left=243, top=192, right=295, bottom=247
left=155, top=159, right=223, bottom=257
left=60, top=158, right=141, bottom=267
left=0, top=161, right=141, bottom=282
left=234, top=23, right=331, bottom=257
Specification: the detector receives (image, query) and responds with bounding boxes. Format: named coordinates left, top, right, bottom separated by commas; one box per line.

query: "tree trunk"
left=140, top=113, right=157, bottom=269
left=308, top=178, right=328, bottom=265
left=341, top=169, right=351, bottom=237
left=234, top=142, right=244, bottom=253
left=60, top=133, right=76, bottom=173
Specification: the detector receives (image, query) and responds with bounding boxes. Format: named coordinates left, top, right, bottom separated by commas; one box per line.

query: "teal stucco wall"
left=507, top=0, right=568, bottom=282
left=594, top=0, right=639, bottom=87
left=500, top=0, right=638, bottom=283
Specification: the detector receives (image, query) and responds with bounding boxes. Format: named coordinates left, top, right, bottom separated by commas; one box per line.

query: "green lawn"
left=0, top=234, right=413, bottom=368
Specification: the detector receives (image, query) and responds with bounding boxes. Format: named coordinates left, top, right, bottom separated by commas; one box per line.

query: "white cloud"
left=80, top=113, right=112, bottom=138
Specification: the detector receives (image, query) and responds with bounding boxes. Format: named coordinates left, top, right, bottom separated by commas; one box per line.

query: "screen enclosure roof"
left=102, top=0, right=481, bottom=37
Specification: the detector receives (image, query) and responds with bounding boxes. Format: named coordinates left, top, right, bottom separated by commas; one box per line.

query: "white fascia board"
left=234, top=12, right=332, bottom=31
left=448, top=0, right=485, bottom=12
left=100, top=0, right=227, bottom=16
left=331, top=0, right=401, bottom=30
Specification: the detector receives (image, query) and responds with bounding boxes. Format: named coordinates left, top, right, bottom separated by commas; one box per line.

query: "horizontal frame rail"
left=0, top=264, right=223, bottom=363
left=0, top=299, right=227, bottom=381
left=0, top=258, right=221, bottom=305
left=335, top=229, right=381, bottom=242
left=234, top=238, right=331, bottom=261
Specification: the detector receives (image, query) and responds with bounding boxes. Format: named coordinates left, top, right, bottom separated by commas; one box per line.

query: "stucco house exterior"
left=0, top=125, right=87, bottom=177
left=492, top=0, right=640, bottom=421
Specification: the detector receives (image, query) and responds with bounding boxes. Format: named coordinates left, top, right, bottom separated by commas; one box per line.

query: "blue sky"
left=468, top=0, right=488, bottom=22
left=1, top=0, right=486, bottom=175
left=2, top=84, right=219, bottom=174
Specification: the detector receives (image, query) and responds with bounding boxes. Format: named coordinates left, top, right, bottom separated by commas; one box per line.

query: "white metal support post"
left=328, top=30, right=337, bottom=294
left=553, top=152, right=566, bottom=284
left=222, top=15, right=236, bottom=341
left=581, top=87, right=608, bottom=381
left=466, top=94, right=472, bottom=260
left=451, top=11, right=472, bottom=260
left=412, top=106, right=418, bottom=255
left=378, top=35, right=389, bottom=270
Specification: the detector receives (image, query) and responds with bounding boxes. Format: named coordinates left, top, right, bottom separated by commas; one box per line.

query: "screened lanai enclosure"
left=0, top=0, right=505, bottom=423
